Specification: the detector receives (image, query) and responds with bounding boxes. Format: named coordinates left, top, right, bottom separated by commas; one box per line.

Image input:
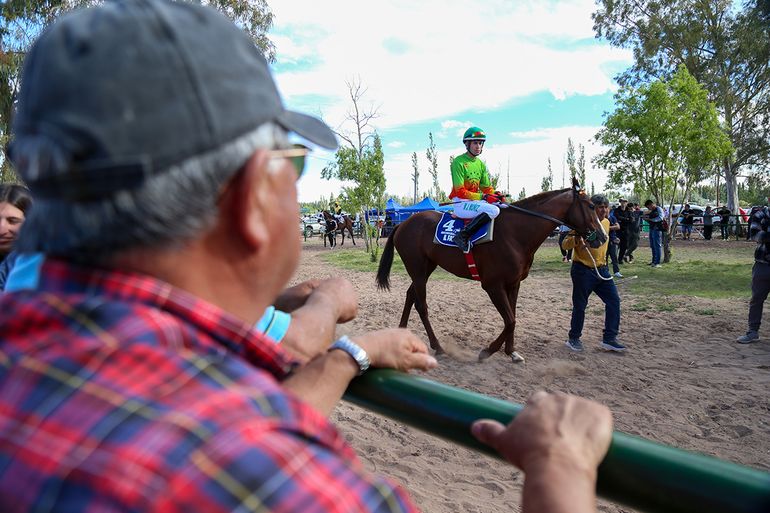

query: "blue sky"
left=267, top=0, right=633, bottom=203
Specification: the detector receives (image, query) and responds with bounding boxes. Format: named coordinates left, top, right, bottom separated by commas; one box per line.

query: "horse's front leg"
left=478, top=283, right=524, bottom=363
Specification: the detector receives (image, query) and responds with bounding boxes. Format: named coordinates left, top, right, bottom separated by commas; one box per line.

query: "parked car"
left=300, top=215, right=324, bottom=237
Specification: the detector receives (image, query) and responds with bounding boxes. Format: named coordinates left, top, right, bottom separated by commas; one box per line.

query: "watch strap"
left=329, top=335, right=370, bottom=375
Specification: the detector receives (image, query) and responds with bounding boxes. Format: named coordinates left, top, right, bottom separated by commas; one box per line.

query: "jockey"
left=330, top=199, right=343, bottom=222
left=450, top=126, right=503, bottom=252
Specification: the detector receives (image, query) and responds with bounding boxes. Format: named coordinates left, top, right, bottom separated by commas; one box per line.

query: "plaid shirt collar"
left=30, top=258, right=297, bottom=378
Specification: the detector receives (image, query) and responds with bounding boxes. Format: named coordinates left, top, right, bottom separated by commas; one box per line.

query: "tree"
left=322, top=78, right=385, bottom=253
left=518, top=187, right=527, bottom=200
left=426, top=132, right=445, bottom=201
left=411, top=152, right=419, bottom=204
left=0, top=0, right=276, bottom=181
left=577, top=144, right=587, bottom=189
left=566, top=138, right=577, bottom=182
left=593, top=0, right=770, bottom=215
left=541, top=157, right=554, bottom=192
left=594, top=66, right=733, bottom=261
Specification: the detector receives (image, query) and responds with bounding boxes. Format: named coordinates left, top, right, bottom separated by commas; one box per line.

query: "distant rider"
left=449, top=126, right=504, bottom=252
left=330, top=199, right=344, bottom=223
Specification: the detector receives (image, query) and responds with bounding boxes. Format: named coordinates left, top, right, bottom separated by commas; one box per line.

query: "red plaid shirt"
left=0, top=259, right=418, bottom=512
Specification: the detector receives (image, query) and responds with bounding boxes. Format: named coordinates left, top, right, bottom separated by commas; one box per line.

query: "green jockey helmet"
left=462, top=127, right=486, bottom=142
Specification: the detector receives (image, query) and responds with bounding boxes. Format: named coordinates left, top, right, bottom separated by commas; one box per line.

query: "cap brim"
left=278, top=110, right=338, bottom=150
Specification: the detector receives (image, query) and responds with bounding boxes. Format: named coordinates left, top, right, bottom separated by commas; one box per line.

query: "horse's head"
left=565, top=178, right=607, bottom=249
left=321, top=210, right=332, bottom=221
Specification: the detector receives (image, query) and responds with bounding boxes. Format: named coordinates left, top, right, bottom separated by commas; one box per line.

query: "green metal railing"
left=344, top=370, right=770, bottom=513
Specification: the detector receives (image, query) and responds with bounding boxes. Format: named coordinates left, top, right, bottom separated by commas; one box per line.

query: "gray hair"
left=15, top=122, right=288, bottom=261
left=590, top=194, right=609, bottom=206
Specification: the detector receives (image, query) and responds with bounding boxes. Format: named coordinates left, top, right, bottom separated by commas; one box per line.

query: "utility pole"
left=507, top=157, right=510, bottom=193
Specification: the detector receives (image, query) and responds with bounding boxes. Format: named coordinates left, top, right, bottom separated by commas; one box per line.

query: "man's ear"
left=222, top=150, right=270, bottom=252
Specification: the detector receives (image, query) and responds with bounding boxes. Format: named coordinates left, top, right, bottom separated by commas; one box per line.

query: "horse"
left=376, top=179, right=607, bottom=363
left=321, top=210, right=357, bottom=246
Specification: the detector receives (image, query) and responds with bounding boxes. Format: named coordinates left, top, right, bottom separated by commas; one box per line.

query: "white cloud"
left=274, top=0, right=632, bottom=202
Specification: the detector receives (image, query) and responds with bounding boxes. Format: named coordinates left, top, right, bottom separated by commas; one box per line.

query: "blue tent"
left=386, top=197, right=442, bottom=224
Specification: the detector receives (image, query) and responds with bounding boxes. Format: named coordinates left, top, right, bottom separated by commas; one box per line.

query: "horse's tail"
left=376, top=224, right=399, bottom=291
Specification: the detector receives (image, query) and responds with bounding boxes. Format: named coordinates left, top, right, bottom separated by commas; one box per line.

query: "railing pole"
left=344, top=370, right=770, bottom=513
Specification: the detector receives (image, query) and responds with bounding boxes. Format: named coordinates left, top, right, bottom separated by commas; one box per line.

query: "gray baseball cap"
left=9, top=0, right=337, bottom=200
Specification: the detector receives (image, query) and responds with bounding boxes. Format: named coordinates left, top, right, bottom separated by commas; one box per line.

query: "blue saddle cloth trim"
left=434, top=212, right=491, bottom=247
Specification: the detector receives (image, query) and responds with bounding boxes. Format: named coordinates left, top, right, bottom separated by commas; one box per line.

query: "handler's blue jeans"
left=568, top=263, right=621, bottom=342
left=649, top=228, right=662, bottom=265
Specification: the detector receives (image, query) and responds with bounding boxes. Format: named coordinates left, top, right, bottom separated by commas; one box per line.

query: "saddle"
left=433, top=212, right=494, bottom=248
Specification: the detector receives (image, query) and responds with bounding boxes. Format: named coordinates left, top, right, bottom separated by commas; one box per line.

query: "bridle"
left=504, top=188, right=602, bottom=242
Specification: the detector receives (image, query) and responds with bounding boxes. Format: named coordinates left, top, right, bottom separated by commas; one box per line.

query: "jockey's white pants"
left=452, top=200, right=500, bottom=220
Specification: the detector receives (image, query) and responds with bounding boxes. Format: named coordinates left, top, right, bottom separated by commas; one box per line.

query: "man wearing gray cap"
left=0, top=1, right=612, bottom=512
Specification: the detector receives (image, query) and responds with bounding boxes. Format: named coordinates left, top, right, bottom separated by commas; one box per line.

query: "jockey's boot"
left=453, top=212, right=491, bottom=253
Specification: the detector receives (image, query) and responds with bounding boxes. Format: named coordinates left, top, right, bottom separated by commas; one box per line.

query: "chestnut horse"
left=376, top=180, right=606, bottom=363
left=321, top=210, right=356, bottom=246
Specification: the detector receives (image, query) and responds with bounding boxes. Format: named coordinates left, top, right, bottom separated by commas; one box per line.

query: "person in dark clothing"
left=625, top=203, right=642, bottom=262
left=679, top=204, right=695, bottom=240
left=717, top=206, right=731, bottom=240
left=737, top=205, right=770, bottom=343
left=614, top=199, right=633, bottom=263
left=702, top=206, right=715, bottom=240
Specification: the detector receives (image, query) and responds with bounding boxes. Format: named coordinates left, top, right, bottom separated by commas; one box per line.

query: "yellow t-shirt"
left=561, top=218, right=610, bottom=268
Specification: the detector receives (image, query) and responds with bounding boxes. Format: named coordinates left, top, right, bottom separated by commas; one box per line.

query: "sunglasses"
left=267, top=144, right=310, bottom=177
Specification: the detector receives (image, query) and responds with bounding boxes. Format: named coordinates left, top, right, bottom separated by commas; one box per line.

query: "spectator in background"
left=615, top=199, right=633, bottom=264
left=558, top=224, right=573, bottom=263
left=0, top=184, right=33, bottom=289
left=680, top=203, right=695, bottom=240
left=625, top=203, right=642, bottom=263
left=737, top=204, right=770, bottom=344
left=717, top=205, right=731, bottom=240
left=607, top=206, right=623, bottom=278
left=703, top=205, right=715, bottom=241
left=643, top=199, right=664, bottom=268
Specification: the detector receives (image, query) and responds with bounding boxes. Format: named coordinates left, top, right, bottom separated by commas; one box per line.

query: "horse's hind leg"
left=349, top=226, right=356, bottom=245
left=399, top=284, right=416, bottom=327
left=411, top=268, right=443, bottom=354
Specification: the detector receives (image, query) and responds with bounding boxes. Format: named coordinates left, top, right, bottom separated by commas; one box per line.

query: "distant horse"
left=322, top=210, right=356, bottom=246
left=376, top=179, right=606, bottom=363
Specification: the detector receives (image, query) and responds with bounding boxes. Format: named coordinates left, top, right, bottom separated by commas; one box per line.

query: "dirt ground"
left=292, top=236, right=770, bottom=513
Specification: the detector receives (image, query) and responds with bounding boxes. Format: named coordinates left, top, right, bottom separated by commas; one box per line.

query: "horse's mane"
left=507, top=187, right=571, bottom=211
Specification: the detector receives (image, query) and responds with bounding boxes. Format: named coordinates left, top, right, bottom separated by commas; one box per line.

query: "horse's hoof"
left=478, top=349, right=491, bottom=361
left=510, top=351, right=525, bottom=363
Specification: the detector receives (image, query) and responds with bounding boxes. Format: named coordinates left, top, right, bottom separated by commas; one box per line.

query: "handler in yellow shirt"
left=561, top=194, right=626, bottom=353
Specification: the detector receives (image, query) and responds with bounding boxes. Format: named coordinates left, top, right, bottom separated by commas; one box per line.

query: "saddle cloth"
left=433, top=212, right=495, bottom=247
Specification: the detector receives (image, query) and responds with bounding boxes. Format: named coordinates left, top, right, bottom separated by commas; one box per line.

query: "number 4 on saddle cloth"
left=433, top=212, right=495, bottom=248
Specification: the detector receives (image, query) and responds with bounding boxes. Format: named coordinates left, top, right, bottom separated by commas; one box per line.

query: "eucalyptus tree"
left=593, top=0, right=770, bottom=213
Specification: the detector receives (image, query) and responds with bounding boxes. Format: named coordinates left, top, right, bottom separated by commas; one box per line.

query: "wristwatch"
left=329, top=336, right=370, bottom=375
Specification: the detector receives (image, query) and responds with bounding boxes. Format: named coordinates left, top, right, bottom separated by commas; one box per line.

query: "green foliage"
left=426, top=132, right=445, bottom=201
left=323, top=133, right=386, bottom=217
left=541, top=157, right=553, bottom=192
left=566, top=138, right=576, bottom=182
left=517, top=187, right=527, bottom=200
left=594, top=66, right=733, bottom=209
left=410, top=151, right=419, bottom=203
left=592, top=0, right=770, bottom=209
